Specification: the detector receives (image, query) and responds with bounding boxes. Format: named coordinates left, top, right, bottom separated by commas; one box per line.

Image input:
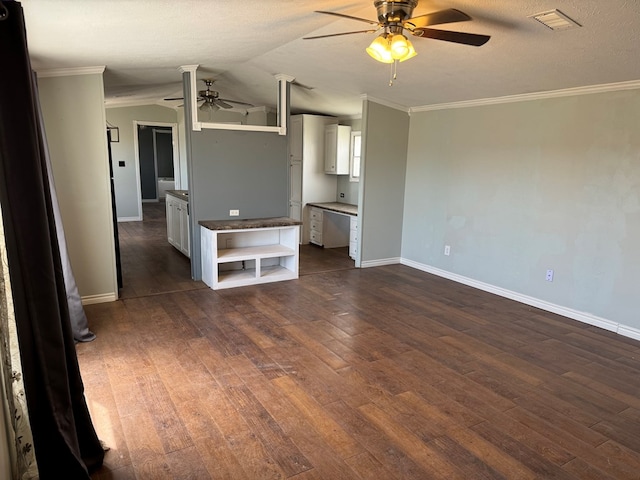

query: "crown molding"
left=247, top=106, right=275, bottom=114
left=410, top=79, right=640, bottom=113
left=361, top=94, right=410, bottom=113
left=36, top=66, right=105, bottom=78
left=105, top=99, right=173, bottom=109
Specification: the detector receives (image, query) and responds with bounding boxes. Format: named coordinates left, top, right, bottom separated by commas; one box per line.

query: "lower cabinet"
left=308, top=206, right=354, bottom=250
left=201, top=222, right=300, bottom=290
left=309, top=207, right=323, bottom=246
left=349, top=216, right=358, bottom=259
left=166, top=195, right=190, bottom=258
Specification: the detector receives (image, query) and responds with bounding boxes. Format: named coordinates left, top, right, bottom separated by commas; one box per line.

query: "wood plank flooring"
left=82, top=204, right=640, bottom=479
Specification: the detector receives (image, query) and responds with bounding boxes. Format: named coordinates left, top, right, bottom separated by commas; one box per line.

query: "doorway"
left=133, top=121, right=180, bottom=216
left=137, top=125, right=174, bottom=202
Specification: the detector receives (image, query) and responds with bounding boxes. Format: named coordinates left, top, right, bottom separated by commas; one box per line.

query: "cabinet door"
left=171, top=201, right=182, bottom=249
left=180, top=204, right=190, bottom=257
left=166, top=199, right=175, bottom=246
left=324, top=124, right=351, bottom=175
left=289, top=116, right=303, bottom=162
left=289, top=161, right=302, bottom=221
left=324, top=125, right=338, bottom=174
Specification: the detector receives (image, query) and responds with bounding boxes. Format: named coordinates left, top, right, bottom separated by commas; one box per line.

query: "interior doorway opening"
left=133, top=121, right=180, bottom=216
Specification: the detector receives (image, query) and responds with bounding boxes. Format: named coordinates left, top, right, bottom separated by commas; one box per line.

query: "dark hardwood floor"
left=82, top=203, right=640, bottom=479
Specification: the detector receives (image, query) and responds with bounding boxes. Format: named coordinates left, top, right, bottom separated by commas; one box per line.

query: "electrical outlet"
left=229, top=209, right=239, bottom=216
left=444, top=245, right=451, bottom=256
left=225, top=238, right=233, bottom=248
left=546, top=269, right=554, bottom=282
left=340, top=193, right=345, bottom=198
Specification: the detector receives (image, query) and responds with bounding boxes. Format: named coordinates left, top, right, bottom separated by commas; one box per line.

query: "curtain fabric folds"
left=0, top=1, right=104, bottom=478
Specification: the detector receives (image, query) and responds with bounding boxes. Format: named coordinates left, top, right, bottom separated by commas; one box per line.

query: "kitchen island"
left=199, top=217, right=301, bottom=290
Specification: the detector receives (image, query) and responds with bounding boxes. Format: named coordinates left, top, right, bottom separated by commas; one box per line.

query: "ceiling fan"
left=164, top=79, right=254, bottom=112
left=304, top=1, right=490, bottom=83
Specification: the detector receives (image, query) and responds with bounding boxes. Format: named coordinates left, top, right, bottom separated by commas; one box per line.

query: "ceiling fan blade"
left=292, top=80, right=314, bottom=90
left=413, top=28, right=490, bottom=46
left=405, top=8, right=471, bottom=29
left=214, top=99, right=233, bottom=109
left=164, top=96, right=184, bottom=101
left=314, top=10, right=379, bottom=25
left=219, top=98, right=254, bottom=107
left=304, top=29, right=378, bottom=40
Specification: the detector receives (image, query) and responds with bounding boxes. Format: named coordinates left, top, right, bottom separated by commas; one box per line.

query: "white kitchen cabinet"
left=200, top=219, right=300, bottom=290
left=349, top=216, right=358, bottom=259
left=309, top=207, right=323, bottom=246
left=324, top=124, right=351, bottom=175
left=166, top=193, right=190, bottom=258
left=288, top=114, right=339, bottom=244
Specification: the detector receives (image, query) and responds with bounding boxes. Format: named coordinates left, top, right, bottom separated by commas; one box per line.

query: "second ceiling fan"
left=165, top=79, right=254, bottom=113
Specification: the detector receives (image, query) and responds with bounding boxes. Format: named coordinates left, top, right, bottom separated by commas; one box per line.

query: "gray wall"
left=106, top=105, right=178, bottom=220
left=184, top=72, right=288, bottom=280
left=359, top=100, right=409, bottom=264
left=403, top=89, right=640, bottom=332
left=38, top=72, right=117, bottom=302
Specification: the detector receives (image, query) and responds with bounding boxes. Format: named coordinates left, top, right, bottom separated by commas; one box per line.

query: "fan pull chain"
left=389, top=60, right=399, bottom=86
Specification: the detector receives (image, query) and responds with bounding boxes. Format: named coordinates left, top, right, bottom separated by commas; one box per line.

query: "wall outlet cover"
left=546, top=269, right=554, bottom=282
left=444, top=245, right=451, bottom=256
left=229, top=209, right=239, bottom=216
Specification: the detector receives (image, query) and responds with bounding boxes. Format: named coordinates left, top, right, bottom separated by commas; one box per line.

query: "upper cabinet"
left=324, top=124, right=351, bottom=175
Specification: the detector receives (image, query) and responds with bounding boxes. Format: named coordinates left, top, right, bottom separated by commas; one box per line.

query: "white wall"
left=38, top=71, right=118, bottom=303
left=403, top=88, right=640, bottom=335
left=106, top=105, right=178, bottom=220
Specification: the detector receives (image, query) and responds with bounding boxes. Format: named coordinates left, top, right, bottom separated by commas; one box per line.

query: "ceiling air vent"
left=530, top=9, right=581, bottom=30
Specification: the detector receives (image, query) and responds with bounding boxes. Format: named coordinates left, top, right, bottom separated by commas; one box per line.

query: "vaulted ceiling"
left=20, top=0, right=640, bottom=117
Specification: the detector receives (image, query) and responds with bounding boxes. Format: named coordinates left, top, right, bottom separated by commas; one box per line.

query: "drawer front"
left=310, top=230, right=323, bottom=245
left=350, top=216, right=357, bottom=230
left=349, top=229, right=358, bottom=243
left=310, top=208, right=323, bottom=222
left=310, top=219, right=322, bottom=232
left=349, top=241, right=357, bottom=259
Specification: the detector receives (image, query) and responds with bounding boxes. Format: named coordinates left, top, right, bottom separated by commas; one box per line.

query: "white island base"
left=200, top=217, right=301, bottom=290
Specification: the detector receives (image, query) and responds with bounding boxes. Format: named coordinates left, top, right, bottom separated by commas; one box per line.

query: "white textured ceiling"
left=20, top=0, right=640, bottom=117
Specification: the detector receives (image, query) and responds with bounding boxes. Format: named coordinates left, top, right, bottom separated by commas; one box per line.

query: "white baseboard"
left=361, top=257, right=401, bottom=268
left=117, top=216, right=142, bottom=222
left=401, top=258, right=640, bottom=342
left=81, top=293, right=117, bottom=305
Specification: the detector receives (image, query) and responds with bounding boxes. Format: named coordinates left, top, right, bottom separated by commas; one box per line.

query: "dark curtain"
left=0, top=1, right=104, bottom=478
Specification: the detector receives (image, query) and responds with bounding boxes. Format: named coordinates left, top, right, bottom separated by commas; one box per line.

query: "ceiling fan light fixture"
left=199, top=100, right=219, bottom=113
left=399, top=39, right=417, bottom=62
left=390, top=33, right=410, bottom=59
left=366, top=35, right=394, bottom=63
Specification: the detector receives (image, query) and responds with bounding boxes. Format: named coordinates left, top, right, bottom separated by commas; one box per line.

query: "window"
left=349, top=131, right=361, bottom=182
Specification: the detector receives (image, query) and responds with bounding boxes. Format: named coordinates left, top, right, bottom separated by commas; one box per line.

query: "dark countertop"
left=166, top=190, right=189, bottom=201
left=199, top=217, right=302, bottom=231
left=307, top=202, right=358, bottom=216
